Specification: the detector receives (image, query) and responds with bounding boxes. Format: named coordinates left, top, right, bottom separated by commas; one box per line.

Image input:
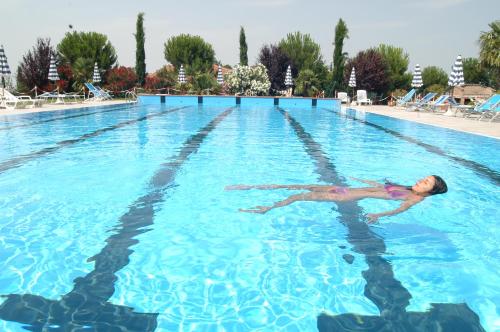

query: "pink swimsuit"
left=328, top=185, right=411, bottom=199
left=384, top=185, right=411, bottom=199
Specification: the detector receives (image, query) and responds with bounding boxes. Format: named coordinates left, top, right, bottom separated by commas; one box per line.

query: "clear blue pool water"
left=0, top=102, right=498, bottom=331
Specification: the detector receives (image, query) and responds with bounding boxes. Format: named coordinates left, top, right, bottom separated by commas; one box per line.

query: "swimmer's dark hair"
left=429, top=175, right=447, bottom=195
left=385, top=175, right=448, bottom=195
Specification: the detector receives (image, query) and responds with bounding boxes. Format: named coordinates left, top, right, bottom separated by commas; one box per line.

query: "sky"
left=1, top=0, right=499, bottom=76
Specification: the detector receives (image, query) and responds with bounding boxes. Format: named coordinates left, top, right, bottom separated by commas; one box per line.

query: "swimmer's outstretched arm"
left=225, top=184, right=330, bottom=191
left=366, top=198, right=422, bottom=223
left=348, top=177, right=383, bottom=187
left=239, top=193, right=304, bottom=214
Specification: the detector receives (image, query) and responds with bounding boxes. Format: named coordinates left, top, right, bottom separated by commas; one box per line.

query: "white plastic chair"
left=337, top=92, right=350, bottom=104
left=356, top=90, right=372, bottom=105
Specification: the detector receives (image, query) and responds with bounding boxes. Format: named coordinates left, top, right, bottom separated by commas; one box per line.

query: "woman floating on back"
left=225, top=175, right=448, bottom=223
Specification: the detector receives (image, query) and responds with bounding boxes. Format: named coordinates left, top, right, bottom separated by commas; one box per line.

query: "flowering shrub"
left=104, top=66, right=137, bottom=93
left=144, top=74, right=163, bottom=91
left=225, top=64, right=271, bottom=96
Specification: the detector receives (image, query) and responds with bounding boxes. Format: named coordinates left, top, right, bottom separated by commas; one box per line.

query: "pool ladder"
left=125, top=90, right=138, bottom=103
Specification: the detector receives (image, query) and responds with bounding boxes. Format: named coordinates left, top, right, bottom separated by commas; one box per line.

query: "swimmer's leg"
left=225, top=184, right=329, bottom=191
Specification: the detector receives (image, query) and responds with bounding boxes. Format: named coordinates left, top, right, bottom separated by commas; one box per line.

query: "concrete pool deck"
left=349, top=105, right=500, bottom=139
left=1, top=100, right=498, bottom=139
left=0, top=100, right=134, bottom=116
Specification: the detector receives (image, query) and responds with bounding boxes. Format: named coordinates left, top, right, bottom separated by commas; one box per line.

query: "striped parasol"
left=217, top=65, right=224, bottom=85
left=92, top=62, right=101, bottom=83
left=48, top=55, right=60, bottom=82
left=178, top=64, right=186, bottom=84
left=0, top=45, right=11, bottom=92
left=448, top=55, right=464, bottom=87
left=0, top=45, right=11, bottom=77
left=348, top=67, right=356, bottom=87
left=411, top=64, right=423, bottom=88
left=284, top=65, right=293, bottom=87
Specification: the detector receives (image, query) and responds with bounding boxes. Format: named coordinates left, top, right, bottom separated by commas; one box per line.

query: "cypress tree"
left=239, top=26, right=248, bottom=66
left=135, top=12, right=146, bottom=86
left=331, top=19, right=349, bottom=94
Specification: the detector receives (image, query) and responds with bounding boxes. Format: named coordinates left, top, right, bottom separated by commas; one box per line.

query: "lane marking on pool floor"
left=0, top=105, right=189, bottom=175
left=0, top=103, right=140, bottom=131
left=327, top=107, right=500, bottom=186
left=277, top=107, right=484, bottom=331
left=0, top=107, right=235, bottom=331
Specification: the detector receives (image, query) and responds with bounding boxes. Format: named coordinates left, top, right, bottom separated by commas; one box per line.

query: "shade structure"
left=0, top=45, right=11, bottom=93
left=48, top=55, right=60, bottom=81
left=284, top=65, right=293, bottom=87
left=92, top=62, right=101, bottom=83
left=217, top=65, right=224, bottom=85
left=448, top=55, right=464, bottom=87
left=411, top=64, right=423, bottom=88
left=178, top=64, right=186, bottom=84
left=0, top=45, right=11, bottom=77
left=348, top=67, right=356, bottom=88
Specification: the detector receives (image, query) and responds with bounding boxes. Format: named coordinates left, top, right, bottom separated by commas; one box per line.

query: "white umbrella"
left=348, top=67, right=356, bottom=88
left=411, top=64, right=423, bottom=88
left=48, top=55, right=60, bottom=82
left=217, top=65, right=224, bottom=85
left=0, top=45, right=11, bottom=96
left=348, top=67, right=356, bottom=101
left=448, top=55, right=464, bottom=87
left=48, top=54, right=62, bottom=102
left=92, top=62, right=101, bottom=83
left=178, top=64, right=186, bottom=84
left=284, top=65, right=293, bottom=87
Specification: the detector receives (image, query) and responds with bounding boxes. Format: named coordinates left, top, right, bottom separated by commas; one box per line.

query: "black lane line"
left=329, top=108, right=500, bottom=186
left=277, top=108, right=484, bottom=332
left=0, top=107, right=235, bottom=332
left=0, top=103, right=139, bottom=131
left=0, top=106, right=187, bottom=175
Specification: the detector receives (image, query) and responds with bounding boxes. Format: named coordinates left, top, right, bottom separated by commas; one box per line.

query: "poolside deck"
left=351, top=105, right=500, bottom=139
left=0, top=100, right=133, bottom=116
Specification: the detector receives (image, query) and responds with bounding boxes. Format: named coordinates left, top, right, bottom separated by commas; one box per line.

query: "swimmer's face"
left=412, top=176, right=436, bottom=194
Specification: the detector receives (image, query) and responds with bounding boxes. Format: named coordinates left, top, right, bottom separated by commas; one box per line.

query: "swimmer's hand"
left=366, top=213, right=380, bottom=224
left=239, top=206, right=270, bottom=214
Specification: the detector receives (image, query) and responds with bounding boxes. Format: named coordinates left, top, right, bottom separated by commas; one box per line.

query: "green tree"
left=135, top=12, right=146, bottom=86
left=295, top=69, right=320, bottom=97
left=479, top=20, right=500, bottom=68
left=239, top=26, right=248, bottom=66
left=421, top=66, right=448, bottom=91
left=278, top=32, right=323, bottom=74
left=478, top=20, right=500, bottom=89
left=57, top=31, right=117, bottom=82
left=462, top=57, right=493, bottom=86
left=376, top=44, right=411, bottom=91
left=331, top=19, right=349, bottom=94
left=164, top=34, right=215, bottom=73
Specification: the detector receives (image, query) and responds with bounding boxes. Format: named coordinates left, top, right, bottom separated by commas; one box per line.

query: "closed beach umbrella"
left=178, top=64, right=186, bottom=84
left=448, top=55, right=464, bottom=87
left=48, top=55, right=60, bottom=82
left=411, top=64, right=423, bottom=88
left=92, top=62, right=101, bottom=83
left=217, top=65, right=224, bottom=85
left=284, top=65, right=293, bottom=87
left=0, top=45, right=11, bottom=92
left=348, top=67, right=356, bottom=88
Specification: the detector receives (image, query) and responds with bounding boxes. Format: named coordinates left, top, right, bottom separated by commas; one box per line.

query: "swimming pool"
left=0, top=99, right=498, bottom=331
